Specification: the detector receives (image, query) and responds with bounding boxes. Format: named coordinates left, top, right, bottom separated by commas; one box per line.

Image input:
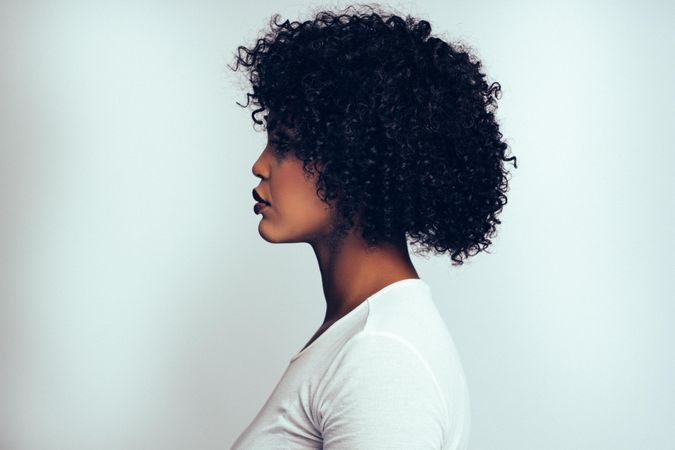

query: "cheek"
left=275, top=166, right=332, bottom=226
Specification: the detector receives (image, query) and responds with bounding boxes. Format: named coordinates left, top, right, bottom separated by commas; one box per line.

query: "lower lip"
left=254, top=202, right=270, bottom=214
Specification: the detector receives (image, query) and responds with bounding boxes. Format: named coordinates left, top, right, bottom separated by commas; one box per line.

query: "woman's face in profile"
left=251, top=127, right=334, bottom=245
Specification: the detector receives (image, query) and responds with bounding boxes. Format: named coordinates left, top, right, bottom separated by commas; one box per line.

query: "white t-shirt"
left=231, top=278, right=471, bottom=449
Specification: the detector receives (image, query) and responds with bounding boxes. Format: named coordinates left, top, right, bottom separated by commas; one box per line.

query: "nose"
left=252, top=154, right=264, bottom=179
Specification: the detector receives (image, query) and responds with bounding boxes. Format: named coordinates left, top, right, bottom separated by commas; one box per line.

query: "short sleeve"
left=316, top=331, right=449, bottom=449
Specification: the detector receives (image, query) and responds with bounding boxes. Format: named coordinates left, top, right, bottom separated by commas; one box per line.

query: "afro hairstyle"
left=229, top=3, right=518, bottom=266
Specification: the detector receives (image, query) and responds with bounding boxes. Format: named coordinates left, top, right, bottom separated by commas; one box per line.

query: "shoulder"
left=333, top=330, right=439, bottom=377
left=314, top=331, right=449, bottom=449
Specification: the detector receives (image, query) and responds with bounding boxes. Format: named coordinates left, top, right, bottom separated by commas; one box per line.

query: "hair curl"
left=229, top=3, right=517, bottom=266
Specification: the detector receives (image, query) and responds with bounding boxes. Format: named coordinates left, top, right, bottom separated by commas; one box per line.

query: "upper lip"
left=252, top=188, right=270, bottom=205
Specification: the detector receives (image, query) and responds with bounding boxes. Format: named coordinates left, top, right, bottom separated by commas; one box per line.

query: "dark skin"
left=252, top=115, right=419, bottom=351
left=302, top=230, right=419, bottom=351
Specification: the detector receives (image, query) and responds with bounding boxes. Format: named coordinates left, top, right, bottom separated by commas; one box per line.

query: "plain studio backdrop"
left=1, top=0, right=673, bottom=449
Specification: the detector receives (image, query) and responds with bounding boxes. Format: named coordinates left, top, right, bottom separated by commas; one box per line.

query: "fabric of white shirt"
left=230, top=278, right=471, bottom=449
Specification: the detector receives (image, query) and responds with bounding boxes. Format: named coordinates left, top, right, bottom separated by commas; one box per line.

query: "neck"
left=309, top=225, right=419, bottom=325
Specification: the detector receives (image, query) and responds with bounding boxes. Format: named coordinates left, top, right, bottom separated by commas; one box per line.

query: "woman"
left=229, top=4, right=517, bottom=449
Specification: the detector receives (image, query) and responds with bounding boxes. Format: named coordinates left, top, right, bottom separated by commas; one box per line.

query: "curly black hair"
left=229, top=3, right=517, bottom=266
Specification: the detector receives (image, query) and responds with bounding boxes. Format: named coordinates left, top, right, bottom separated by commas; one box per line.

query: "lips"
left=252, top=188, right=270, bottom=205
left=253, top=202, right=269, bottom=214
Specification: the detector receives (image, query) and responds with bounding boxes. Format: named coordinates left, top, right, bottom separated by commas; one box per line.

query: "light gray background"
left=1, top=1, right=673, bottom=449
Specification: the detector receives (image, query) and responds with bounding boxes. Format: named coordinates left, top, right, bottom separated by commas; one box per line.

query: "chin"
left=258, top=223, right=285, bottom=244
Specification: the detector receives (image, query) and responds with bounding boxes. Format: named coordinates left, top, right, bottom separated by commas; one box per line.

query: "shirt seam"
left=325, top=323, right=451, bottom=446
left=362, top=297, right=451, bottom=438
left=360, top=329, right=452, bottom=445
